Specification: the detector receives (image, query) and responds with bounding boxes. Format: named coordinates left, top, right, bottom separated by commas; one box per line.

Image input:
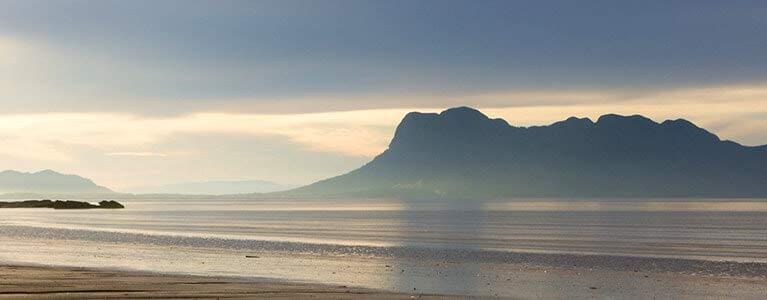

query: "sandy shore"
left=0, top=265, right=465, bottom=299
left=2, top=263, right=766, bottom=299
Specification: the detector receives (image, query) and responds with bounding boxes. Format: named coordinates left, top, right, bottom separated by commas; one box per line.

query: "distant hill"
left=128, top=180, right=294, bottom=195
left=288, top=107, right=767, bottom=199
left=0, top=170, right=113, bottom=194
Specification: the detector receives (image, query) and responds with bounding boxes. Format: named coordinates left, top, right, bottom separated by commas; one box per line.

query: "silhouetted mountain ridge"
left=0, top=170, right=112, bottom=194
left=291, top=107, right=767, bottom=198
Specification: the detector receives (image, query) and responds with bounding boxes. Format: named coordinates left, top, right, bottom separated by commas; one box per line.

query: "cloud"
left=3, top=1, right=764, bottom=189
left=106, top=152, right=168, bottom=157
left=0, top=1, right=765, bottom=115
left=1, top=85, right=767, bottom=189
left=1, top=82, right=767, bottom=168
left=481, top=85, right=767, bottom=146
left=0, top=36, right=25, bottom=65
left=0, top=109, right=409, bottom=164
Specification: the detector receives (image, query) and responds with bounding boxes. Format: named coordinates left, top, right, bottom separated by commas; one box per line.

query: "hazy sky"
left=1, top=0, right=766, bottom=190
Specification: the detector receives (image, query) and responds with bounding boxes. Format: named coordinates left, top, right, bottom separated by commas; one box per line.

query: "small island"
left=0, top=200, right=125, bottom=209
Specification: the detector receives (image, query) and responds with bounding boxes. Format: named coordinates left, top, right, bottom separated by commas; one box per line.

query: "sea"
left=1, top=198, right=766, bottom=296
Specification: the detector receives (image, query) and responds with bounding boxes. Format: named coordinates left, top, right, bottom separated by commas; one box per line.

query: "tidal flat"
left=1, top=198, right=767, bottom=298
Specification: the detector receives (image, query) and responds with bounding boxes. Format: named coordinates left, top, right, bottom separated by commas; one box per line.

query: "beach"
left=0, top=265, right=454, bottom=299
left=2, top=198, right=767, bottom=298
left=1, top=261, right=766, bottom=299
left=4, top=1, right=767, bottom=298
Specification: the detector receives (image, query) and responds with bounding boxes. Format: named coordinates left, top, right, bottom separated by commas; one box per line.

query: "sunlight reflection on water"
left=1, top=198, right=767, bottom=296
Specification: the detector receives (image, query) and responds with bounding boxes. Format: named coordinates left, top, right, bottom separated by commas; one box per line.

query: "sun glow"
left=1, top=83, right=766, bottom=188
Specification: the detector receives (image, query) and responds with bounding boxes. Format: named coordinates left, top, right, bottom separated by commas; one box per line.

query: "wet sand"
left=2, top=199, right=767, bottom=298
left=0, top=265, right=460, bottom=299
left=1, top=263, right=766, bottom=299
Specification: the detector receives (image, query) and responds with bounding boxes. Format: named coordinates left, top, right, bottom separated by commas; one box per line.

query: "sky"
left=0, top=0, right=766, bottom=191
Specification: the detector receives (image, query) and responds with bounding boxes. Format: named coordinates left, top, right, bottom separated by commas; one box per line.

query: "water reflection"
left=485, top=200, right=767, bottom=212
left=1, top=198, right=767, bottom=297
left=390, top=199, right=487, bottom=295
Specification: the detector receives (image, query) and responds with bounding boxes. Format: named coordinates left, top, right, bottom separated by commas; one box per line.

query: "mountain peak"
left=389, top=107, right=507, bottom=150
left=0, top=169, right=113, bottom=194
left=661, top=118, right=697, bottom=128
left=551, top=116, right=594, bottom=128
left=596, top=114, right=656, bottom=126
left=439, top=106, right=490, bottom=121
left=295, top=107, right=767, bottom=199
left=36, top=169, right=62, bottom=175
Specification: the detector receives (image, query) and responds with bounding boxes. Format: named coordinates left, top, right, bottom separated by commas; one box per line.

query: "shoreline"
left=3, top=200, right=767, bottom=298
left=4, top=223, right=767, bottom=276
left=0, top=264, right=461, bottom=299
left=2, top=234, right=767, bottom=298
left=2, top=259, right=767, bottom=299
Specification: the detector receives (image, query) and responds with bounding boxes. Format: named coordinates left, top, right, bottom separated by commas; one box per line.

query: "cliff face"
left=292, top=107, right=767, bottom=199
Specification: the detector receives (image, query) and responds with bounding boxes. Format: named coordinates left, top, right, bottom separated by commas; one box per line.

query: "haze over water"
left=1, top=198, right=766, bottom=296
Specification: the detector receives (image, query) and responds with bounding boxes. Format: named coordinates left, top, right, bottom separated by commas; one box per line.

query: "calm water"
left=1, top=198, right=766, bottom=296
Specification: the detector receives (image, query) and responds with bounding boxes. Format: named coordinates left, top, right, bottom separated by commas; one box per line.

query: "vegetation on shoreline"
left=0, top=200, right=124, bottom=209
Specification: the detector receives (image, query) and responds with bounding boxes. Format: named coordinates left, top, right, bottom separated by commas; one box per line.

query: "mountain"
left=128, top=180, right=294, bottom=195
left=289, top=107, right=767, bottom=199
left=0, top=170, right=113, bottom=194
